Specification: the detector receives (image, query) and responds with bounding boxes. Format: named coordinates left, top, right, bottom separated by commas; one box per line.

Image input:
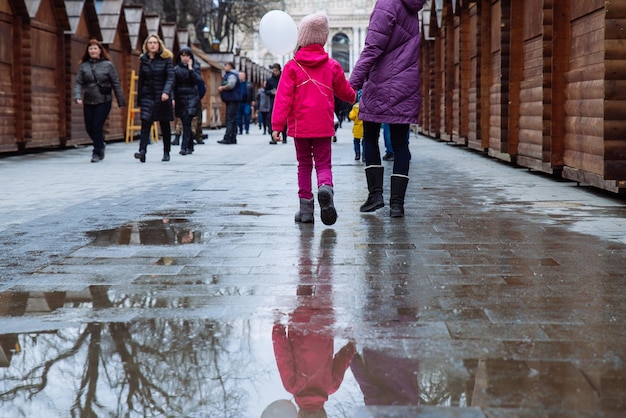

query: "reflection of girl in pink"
left=272, top=320, right=355, bottom=416
left=272, top=229, right=355, bottom=417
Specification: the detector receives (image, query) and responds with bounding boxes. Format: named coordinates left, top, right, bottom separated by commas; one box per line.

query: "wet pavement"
left=1, top=123, right=626, bottom=417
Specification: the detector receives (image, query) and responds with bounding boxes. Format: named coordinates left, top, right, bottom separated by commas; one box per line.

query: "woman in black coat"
left=173, top=46, right=202, bottom=155
left=134, top=34, right=175, bottom=163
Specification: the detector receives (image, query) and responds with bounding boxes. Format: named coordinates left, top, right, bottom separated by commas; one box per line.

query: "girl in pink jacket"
left=271, top=13, right=356, bottom=226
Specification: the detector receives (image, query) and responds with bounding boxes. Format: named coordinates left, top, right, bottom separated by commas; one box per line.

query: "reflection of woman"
left=74, top=39, right=126, bottom=163
left=350, top=348, right=420, bottom=405
left=134, top=34, right=175, bottom=163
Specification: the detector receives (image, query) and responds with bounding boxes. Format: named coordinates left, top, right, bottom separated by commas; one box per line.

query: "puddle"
left=1, top=288, right=624, bottom=416
left=87, top=218, right=201, bottom=245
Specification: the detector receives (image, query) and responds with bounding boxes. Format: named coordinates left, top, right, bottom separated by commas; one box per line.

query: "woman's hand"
left=161, top=93, right=169, bottom=102
left=272, top=131, right=282, bottom=142
left=75, top=99, right=83, bottom=105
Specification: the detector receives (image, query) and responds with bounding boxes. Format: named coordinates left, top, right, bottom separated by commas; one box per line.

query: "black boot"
left=172, top=134, right=180, bottom=146
left=360, top=166, right=384, bottom=212
left=390, top=174, right=409, bottom=217
left=134, top=150, right=146, bottom=163
left=162, top=151, right=170, bottom=162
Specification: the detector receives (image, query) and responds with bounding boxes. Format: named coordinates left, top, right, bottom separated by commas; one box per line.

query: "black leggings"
left=362, top=121, right=410, bottom=175
left=140, top=120, right=171, bottom=153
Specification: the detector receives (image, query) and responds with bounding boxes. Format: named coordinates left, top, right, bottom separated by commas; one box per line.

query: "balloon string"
left=293, top=59, right=333, bottom=98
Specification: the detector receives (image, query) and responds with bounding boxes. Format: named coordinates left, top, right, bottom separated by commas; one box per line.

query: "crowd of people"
left=73, top=0, right=422, bottom=225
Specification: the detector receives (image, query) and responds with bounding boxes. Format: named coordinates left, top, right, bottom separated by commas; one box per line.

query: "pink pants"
left=294, top=137, right=333, bottom=199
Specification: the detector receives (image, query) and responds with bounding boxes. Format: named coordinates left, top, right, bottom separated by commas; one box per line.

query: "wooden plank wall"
left=67, top=36, right=91, bottom=146
left=433, top=30, right=443, bottom=139
left=435, top=23, right=445, bottom=140
left=28, top=0, right=67, bottom=149
left=562, top=0, right=626, bottom=191
left=459, top=5, right=470, bottom=145
left=450, top=6, right=463, bottom=144
left=602, top=2, right=626, bottom=181
left=516, top=0, right=555, bottom=172
left=442, top=4, right=455, bottom=142
left=418, top=37, right=433, bottom=137
left=106, top=34, right=130, bottom=141
left=0, top=0, right=17, bottom=152
left=487, top=0, right=514, bottom=162
left=562, top=2, right=607, bottom=187
left=420, top=0, right=626, bottom=193
left=466, top=2, right=481, bottom=147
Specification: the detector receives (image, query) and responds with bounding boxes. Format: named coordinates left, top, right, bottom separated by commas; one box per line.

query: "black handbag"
left=91, top=65, right=111, bottom=95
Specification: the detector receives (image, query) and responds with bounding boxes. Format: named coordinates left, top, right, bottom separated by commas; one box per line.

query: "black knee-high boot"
left=390, top=174, right=409, bottom=217
left=360, top=166, right=384, bottom=212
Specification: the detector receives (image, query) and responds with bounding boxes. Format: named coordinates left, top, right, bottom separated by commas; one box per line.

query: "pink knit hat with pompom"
left=297, top=13, right=329, bottom=47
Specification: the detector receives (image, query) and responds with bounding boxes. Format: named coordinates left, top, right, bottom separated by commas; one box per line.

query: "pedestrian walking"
left=236, top=71, right=255, bottom=135
left=348, top=91, right=364, bottom=161
left=133, top=34, right=175, bottom=163
left=349, top=0, right=424, bottom=217
left=74, top=39, right=126, bottom=163
left=271, top=13, right=356, bottom=225
left=173, top=46, right=202, bottom=155
left=217, top=62, right=241, bottom=144
left=382, top=123, right=394, bottom=161
left=256, top=86, right=271, bottom=134
left=265, top=63, right=287, bottom=144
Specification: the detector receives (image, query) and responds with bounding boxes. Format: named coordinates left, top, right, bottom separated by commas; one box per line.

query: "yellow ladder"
left=125, top=70, right=158, bottom=143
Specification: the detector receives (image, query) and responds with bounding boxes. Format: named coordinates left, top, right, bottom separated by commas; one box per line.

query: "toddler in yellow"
left=349, top=91, right=363, bottom=161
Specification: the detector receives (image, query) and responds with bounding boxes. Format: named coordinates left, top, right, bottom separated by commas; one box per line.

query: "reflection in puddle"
left=0, top=288, right=624, bottom=415
left=87, top=218, right=201, bottom=245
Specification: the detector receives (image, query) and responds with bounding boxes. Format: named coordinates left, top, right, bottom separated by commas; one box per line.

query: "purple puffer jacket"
left=350, top=0, right=424, bottom=124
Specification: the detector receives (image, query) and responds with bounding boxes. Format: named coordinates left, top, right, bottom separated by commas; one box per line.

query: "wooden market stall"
left=418, top=6, right=436, bottom=138
left=64, top=0, right=101, bottom=147
left=20, top=0, right=70, bottom=151
left=485, top=0, right=517, bottom=162
left=515, top=0, right=564, bottom=174
left=97, top=0, right=131, bottom=141
left=0, top=0, right=24, bottom=153
left=122, top=4, right=148, bottom=142
left=192, top=45, right=225, bottom=129
left=419, top=0, right=626, bottom=193
left=561, top=1, right=626, bottom=192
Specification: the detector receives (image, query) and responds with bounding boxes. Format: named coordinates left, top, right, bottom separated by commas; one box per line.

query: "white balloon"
left=259, top=10, right=298, bottom=55
left=260, top=399, right=297, bottom=418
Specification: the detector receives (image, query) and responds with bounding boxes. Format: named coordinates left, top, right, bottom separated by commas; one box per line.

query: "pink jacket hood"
left=271, top=44, right=355, bottom=138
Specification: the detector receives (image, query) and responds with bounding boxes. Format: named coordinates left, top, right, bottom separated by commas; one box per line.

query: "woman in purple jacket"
left=350, top=0, right=424, bottom=217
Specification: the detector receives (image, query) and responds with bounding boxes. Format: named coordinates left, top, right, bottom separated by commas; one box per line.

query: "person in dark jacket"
left=236, top=70, right=255, bottom=135
left=350, top=0, right=424, bottom=217
left=256, top=86, right=271, bottom=134
left=74, top=39, right=126, bottom=163
left=217, top=62, right=241, bottom=144
left=265, top=63, right=287, bottom=144
left=173, top=46, right=202, bottom=155
left=134, top=34, right=175, bottom=163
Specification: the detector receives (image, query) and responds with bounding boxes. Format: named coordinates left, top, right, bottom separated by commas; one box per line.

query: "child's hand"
left=272, top=131, right=282, bottom=142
